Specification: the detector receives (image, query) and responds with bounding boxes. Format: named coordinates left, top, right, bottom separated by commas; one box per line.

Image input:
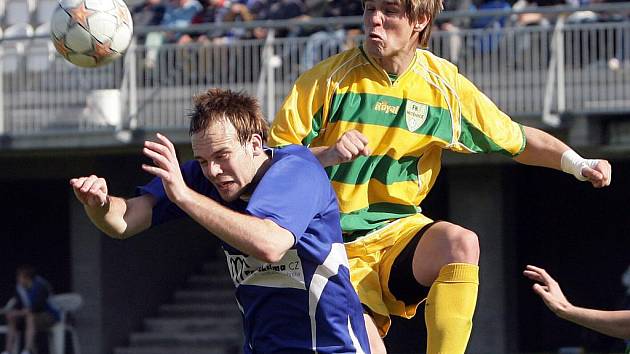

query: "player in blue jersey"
left=69, top=88, right=371, bottom=354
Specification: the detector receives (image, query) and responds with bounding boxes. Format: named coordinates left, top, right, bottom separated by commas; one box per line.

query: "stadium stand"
left=2, top=22, right=33, bottom=73
left=113, top=258, right=242, bottom=354
left=34, top=0, right=57, bottom=26
left=4, top=0, right=32, bottom=28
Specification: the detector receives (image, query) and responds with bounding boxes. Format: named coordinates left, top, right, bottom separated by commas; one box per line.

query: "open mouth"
left=216, top=181, right=235, bottom=190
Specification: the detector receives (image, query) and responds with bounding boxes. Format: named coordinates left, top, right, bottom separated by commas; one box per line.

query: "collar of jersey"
left=359, top=43, right=419, bottom=86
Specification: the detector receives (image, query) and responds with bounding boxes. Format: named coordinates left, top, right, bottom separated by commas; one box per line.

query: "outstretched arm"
left=514, top=126, right=611, bottom=188
left=70, top=176, right=154, bottom=239
left=524, top=265, right=630, bottom=340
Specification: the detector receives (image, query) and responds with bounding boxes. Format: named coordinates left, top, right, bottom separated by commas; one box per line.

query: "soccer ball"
left=50, top=0, right=134, bottom=68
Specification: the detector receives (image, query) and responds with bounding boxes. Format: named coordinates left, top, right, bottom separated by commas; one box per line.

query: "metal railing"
left=1, top=3, right=630, bottom=142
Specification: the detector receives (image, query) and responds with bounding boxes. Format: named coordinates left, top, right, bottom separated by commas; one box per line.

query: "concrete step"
left=174, top=289, right=234, bottom=303
left=187, top=274, right=233, bottom=289
left=159, top=303, right=239, bottom=317
left=144, top=317, right=241, bottom=333
left=130, top=331, right=242, bottom=347
left=114, top=345, right=242, bottom=354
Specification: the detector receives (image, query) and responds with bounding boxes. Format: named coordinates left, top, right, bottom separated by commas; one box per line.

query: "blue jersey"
left=139, top=145, right=370, bottom=354
left=15, top=276, right=60, bottom=321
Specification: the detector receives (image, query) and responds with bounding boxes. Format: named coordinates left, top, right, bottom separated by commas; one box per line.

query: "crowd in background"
left=130, top=0, right=630, bottom=69
left=131, top=0, right=630, bottom=43
left=132, top=0, right=363, bottom=44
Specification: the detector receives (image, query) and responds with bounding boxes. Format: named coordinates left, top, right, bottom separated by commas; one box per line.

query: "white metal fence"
left=1, top=5, right=630, bottom=139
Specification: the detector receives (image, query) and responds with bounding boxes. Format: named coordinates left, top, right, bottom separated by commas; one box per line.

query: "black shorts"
left=387, top=221, right=438, bottom=305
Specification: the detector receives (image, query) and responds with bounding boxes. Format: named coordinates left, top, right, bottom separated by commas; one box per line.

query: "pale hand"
left=70, top=175, right=109, bottom=208
left=142, top=133, right=191, bottom=204
left=325, top=129, right=370, bottom=165
left=581, top=159, right=612, bottom=188
left=523, top=265, right=573, bottom=316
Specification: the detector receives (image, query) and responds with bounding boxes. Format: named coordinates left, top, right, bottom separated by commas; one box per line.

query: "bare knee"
left=442, top=225, right=479, bottom=264
left=413, top=222, right=480, bottom=287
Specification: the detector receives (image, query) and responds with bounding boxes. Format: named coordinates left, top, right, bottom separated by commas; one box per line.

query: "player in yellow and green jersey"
left=269, top=0, right=613, bottom=352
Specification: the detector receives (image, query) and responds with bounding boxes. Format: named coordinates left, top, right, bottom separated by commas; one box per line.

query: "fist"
left=70, top=175, right=109, bottom=208
left=331, top=130, right=370, bottom=163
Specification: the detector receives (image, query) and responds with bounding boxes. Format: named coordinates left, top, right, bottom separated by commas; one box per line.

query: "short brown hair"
left=189, top=89, right=269, bottom=144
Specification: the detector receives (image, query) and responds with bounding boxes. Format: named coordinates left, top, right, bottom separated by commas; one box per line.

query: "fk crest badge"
left=405, top=100, right=428, bottom=132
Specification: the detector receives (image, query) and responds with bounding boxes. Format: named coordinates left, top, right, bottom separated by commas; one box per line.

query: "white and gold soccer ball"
left=50, top=0, right=134, bottom=68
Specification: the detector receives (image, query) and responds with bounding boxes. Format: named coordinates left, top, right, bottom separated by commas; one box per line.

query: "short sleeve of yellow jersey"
left=452, top=73, right=526, bottom=157
left=269, top=68, right=330, bottom=148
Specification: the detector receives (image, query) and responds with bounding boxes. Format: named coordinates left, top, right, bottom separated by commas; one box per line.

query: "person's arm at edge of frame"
left=70, top=175, right=155, bottom=239
left=143, top=133, right=294, bottom=264
left=513, top=126, right=612, bottom=188
left=524, top=265, right=630, bottom=340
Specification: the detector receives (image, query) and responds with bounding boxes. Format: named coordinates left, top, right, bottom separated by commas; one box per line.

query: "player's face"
left=363, top=0, right=420, bottom=60
left=191, top=120, right=258, bottom=202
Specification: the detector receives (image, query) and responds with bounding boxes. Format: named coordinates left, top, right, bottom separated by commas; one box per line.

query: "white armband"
left=560, top=150, right=599, bottom=181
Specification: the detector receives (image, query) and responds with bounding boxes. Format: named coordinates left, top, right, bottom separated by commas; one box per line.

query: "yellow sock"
left=425, top=263, right=479, bottom=354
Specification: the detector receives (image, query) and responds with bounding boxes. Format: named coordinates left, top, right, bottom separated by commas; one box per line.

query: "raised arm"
left=141, top=133, right=294, bottom=263
left=524, top=265, right=630, bottom=340
left=514, top=126, right=611, bottom=188
left=70, top=175, right=154, bottom=239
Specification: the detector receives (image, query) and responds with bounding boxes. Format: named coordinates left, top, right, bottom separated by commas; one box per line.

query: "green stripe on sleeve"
left=301, top=106, right=324, bottom=146
left=458, top=117, right=514, bottom=157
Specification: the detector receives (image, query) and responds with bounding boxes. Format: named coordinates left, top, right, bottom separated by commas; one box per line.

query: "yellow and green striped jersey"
left=270, top=45, right=526, bottom=239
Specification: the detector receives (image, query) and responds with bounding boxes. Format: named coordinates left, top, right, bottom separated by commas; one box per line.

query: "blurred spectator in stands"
left=458, top=0, right=512, bottom=65
left=303, top=0, right=363, bottom=68
left=161, top=0, right=204, bottom=44
left=132, top=0, right=167, bottom=33
left=1, top=265, right=59, bottom=354
left=248, top=0, right=308, bottom=39
left=434, top=0, right=473, bottom=64
left=222, top=1, right=256, bottom=42
left=178, top=0, right=230, bottom=45
left=144, top=0, right=202, bottom=68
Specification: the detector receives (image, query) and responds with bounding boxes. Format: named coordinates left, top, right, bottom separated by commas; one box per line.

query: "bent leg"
left=414, top=221, right=480, bottom=354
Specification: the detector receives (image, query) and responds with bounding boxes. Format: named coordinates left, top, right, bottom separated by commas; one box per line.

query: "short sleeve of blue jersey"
left=137, top=160, right=220, bottom=226
left=246, top=148, right=328, bottom=245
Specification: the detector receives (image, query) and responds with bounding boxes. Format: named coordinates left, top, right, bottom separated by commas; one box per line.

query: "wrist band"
left=561, top=150, right=599, bottom=181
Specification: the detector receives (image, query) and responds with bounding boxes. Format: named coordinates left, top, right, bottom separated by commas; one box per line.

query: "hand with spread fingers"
left=142, top=132, right=191, bottom=204
left=523, top=265, right=572, bottom=315
left=524, top=264, right=630, bottom=340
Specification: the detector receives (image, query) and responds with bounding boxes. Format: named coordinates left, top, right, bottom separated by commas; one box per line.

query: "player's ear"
left=413, top=15, right=430, bottom=33
left=250, top=134, right=264, bottom=156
